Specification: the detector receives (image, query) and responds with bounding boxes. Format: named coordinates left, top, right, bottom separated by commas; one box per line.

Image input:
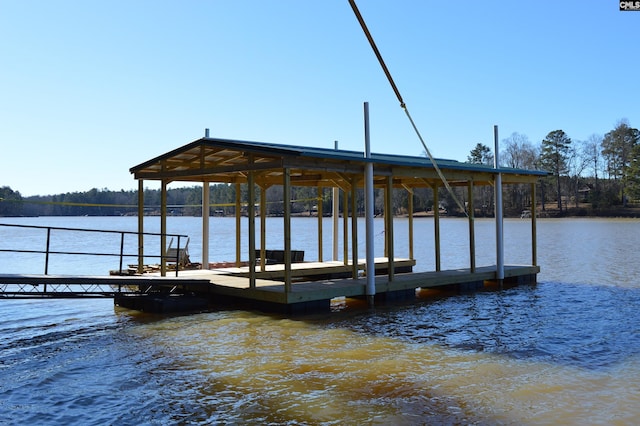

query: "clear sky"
left=1, top=1, right=637, bottom=196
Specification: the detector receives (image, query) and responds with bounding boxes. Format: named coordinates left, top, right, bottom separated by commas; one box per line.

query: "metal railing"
left=0, top=223, right=188, bottom=277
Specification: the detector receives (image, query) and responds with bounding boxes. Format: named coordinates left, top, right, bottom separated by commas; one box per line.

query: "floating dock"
left=0, top=260, right=538, bottom=313
left=1, top=135, right=545, bottom=313
left=174, top=261, right=538, bottom=313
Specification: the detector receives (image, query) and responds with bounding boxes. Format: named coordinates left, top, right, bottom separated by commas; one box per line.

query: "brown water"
left=1, top=217, right=639, bottom=424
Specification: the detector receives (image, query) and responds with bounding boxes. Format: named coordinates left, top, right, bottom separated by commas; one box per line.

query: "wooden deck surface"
left=173, top=262, right=539, bottom=304
left=0, top=259, right=539, bottom=306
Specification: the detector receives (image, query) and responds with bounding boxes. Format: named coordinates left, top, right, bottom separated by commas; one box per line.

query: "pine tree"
left=540, top=130, right=572, bottom=211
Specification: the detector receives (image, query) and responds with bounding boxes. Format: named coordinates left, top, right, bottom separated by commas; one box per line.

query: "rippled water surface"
left=1, top=216, right=639, bottom=424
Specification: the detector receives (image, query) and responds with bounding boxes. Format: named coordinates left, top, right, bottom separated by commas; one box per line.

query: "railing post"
left=175, top=235, right=181, bottom=277
left=119, top=232, right=125, bottom=275
left=44, top=227, right=51, bottom=292
left=44, top=227, right=51, bottom=276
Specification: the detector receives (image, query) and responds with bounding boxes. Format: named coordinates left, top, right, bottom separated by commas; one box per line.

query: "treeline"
left=0, top=184, right=443, bottom=218
left=2, top=119, right=638, bottom=218
left=466, top=118, right=640, bottom=216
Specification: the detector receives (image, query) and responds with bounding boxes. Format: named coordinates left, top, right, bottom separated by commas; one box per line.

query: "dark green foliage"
left=539, top=130, right=572, bottom=211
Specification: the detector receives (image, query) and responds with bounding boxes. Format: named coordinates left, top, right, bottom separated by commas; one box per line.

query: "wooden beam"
left=351, top=177, right=358, bottom=279
left=468, top=180, right=476, bottom=273
left=386, top=175, right=394, bottom=281
left=160, top=180, right=167, bottom=277
left=248, top=162, right=256, bottom=289
left=283, top=167, right=292, bottom=292
left=432, top=184, right=441, bottom=271
left=317, top=186, right=323, bottom=262
left=235, top=183, right=241, bottom=267
left=343, top=188, right=349, bottom=266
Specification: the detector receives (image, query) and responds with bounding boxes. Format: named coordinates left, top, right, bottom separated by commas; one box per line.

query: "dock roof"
left=130, top=137, right=546, bottom=188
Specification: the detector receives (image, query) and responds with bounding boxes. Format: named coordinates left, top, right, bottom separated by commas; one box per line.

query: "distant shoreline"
left=3, top=207, right=639, bottom=220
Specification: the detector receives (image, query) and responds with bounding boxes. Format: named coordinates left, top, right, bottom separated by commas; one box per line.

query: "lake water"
left=1, top=216, right=639, bottom=425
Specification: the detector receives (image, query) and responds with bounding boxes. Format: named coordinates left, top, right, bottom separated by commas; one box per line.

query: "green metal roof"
left=131, top=136, right=546, bottom=177
left=129, top=136, right=547, bottom=191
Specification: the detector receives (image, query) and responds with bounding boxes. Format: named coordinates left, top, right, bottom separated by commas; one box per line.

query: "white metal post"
left=364, top=102, right=376, bottom=303
left=333, top=141, right=340, bottom=261
left=494, top=125, right=505, bottom=282
left=202, top=181, right=210, bottom=269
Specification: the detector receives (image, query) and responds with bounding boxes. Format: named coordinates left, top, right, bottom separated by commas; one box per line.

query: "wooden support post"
left=468, top=180, right=476, bottom=273
left=407, top=187, right=414, bottom=260
left=248, top=166, right=256, bottom=289
left=343, top=188, right=349, bottom=266
left=317, top=186, right=323, bottom=262
left=160, top=180, right=167, bottom=277
left=351, top=177, right=358, bottom=279
left=260, top=186, right=267, bottom=271
left=137, top=179, right=144, bottom=274
left=383, top=185, right=388, bottom=257
left=235, top=183, right=241, bottom=267
left=432, top=184, right=441, bottom=272
left=283, top=168, right=292, bottom=292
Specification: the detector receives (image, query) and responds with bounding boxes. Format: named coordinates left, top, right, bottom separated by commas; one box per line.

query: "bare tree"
left=501, top=133, right=539, bottom=213
left=566, top=142, right=590, bottom=208
left=502, top=132, right=538, bottom=169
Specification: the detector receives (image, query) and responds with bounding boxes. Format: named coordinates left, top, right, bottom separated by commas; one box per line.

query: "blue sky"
left=1, top=1, right=637, bottom=196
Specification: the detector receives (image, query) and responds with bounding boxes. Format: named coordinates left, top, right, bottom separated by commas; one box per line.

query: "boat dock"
left=0, top=262, right=538, bottom=313
left=177, top=262, right=538, bottom=312
left=1, top=134, right=545, bottom=313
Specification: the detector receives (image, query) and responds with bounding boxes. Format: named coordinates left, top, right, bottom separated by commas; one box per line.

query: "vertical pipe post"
left=333, top=141, right=340, bottom=261
left=364, top=102, right=376, bottom=303
left=119, top=232, right=125, bottom=275
left=468, top=180, right=476, bottom=273
left=175, top=235, right=181, bottom=277
left=202, top=182, right=210, bottom=270
left=44, top=227, right=51, bottom=275
left=433, top=184, right=441, bottom=271
left=494, top=125, right=505, bottom=283
left=386, top=175, right=394, bottom=281
left=531, top=182, right=537, bottom=266
left=137, top=179, right=144, bottom=274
